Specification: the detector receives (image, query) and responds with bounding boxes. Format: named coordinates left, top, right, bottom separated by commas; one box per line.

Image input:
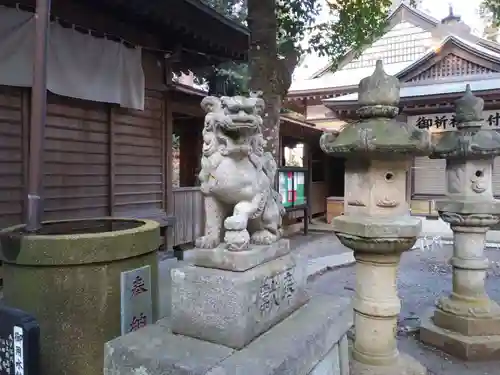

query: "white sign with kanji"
left=120, top=265, right=153, bottom=335
left=13, top=326, right=24, bottom=375
left=408, top=110, right=500, bottom=133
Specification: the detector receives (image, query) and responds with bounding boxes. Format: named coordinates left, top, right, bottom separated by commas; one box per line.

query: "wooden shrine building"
left=0, top=0, right=248, bottom=248
left=286, top=3, right=500, bottom=221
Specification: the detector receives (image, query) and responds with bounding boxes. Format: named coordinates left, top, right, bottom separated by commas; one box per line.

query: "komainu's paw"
left=195, top=235, right=220, bottom=249
left=251, top=230, right=277, bottom=245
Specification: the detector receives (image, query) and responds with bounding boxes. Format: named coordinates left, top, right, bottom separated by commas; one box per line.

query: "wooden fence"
left=171, top=182, right=328, bottom=246
left=172, top=187, right=203, bottom=246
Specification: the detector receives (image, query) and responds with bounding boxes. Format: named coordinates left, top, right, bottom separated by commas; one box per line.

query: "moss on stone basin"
left=0, top=218, right=161, bottom=375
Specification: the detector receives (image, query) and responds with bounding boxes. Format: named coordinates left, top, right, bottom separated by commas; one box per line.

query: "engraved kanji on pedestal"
left=420, top=85, right=500, bottom=360
left=320, top=60, right=430, bottom=375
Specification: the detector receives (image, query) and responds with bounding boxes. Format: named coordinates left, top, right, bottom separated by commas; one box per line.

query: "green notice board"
left=278, top=169, right=306, bottom=209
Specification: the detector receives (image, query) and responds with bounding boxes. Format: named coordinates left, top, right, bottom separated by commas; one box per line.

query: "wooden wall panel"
left=172, top=187, right=203, bottom=245
left=177, top=121, right=203, bottom=187
left=0, top=86, right=25, bottom=229
left=0, top=83, right=171, bottom=243
left=43, top=94, right=109, bottom=220
left=310, top=182, right=327, bottom=215
left=112, top=91, right=164, bottom=216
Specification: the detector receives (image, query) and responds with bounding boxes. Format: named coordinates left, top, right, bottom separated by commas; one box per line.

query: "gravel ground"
left=308, top=244, right=500, bottom=375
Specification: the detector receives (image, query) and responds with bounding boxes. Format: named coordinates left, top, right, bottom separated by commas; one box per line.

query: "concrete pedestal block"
left=192, top=239, right=290, bottom=271
left=159, top=258, right=189, bottom=319
left=420, top=309, right=500, bottom=360
left=171, top=253, right=308, bottom=349
left=104, top=295, right=353, bottom=375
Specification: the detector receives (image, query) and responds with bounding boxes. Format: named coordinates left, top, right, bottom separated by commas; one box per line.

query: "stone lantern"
left=320, top=60, right=430, bottom=375
left=420, top=85, right=500, bottom=360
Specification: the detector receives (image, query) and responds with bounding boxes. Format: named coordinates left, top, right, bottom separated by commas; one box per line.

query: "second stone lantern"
left=320, top=60, right=430, bottom=375
left=420, top=85, right=500, bottom=360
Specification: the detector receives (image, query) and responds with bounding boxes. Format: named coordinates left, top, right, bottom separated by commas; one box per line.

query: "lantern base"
left=420, top=309, right=500, bottom=361
left=350, top=352, right=426, bottom=375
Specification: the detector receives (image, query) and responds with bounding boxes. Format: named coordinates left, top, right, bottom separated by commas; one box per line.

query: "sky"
left=420, top=0, right=483, bottom=32
left=294, top=0, right=486, bottom=79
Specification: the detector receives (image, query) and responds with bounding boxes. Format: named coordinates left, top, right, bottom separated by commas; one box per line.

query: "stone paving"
left=287, top=232, right=355, bottom=279
left=308, top=244, right=500, bottom=375
left=288, top=231, right=351, bottom=257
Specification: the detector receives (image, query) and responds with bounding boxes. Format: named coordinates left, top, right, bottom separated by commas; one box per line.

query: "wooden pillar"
left=324, top=152, right=331, bottom=194
left=407, top=161, right=413, bottom=206
left=26, top=0, right=51, bottom=231
left=21, top=91, right=30, bottom=221
left=108, top=107, right=116, bottom=216
left=164, top=61, right=174, bottom=251
left=278, top=135, right=284, bottom=167
left=303, top=141, right=312, bottom=222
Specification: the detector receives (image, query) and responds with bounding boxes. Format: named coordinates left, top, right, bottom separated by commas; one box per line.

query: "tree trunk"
left=247, top=0, right=280, bottom=161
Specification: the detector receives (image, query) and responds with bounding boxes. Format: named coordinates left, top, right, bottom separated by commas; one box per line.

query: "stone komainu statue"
left=195, top=95, right=285, bottom=251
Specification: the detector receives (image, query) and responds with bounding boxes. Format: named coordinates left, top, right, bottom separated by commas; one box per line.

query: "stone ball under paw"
left=224, top=230, right=250, bottom=251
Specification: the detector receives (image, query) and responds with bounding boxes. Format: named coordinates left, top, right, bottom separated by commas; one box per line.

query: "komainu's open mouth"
left=220, top=127, right=242, bottom=141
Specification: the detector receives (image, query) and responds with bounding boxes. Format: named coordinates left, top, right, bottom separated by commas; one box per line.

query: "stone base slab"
left=433, top=307, right=500, bottom=336
left=171, top=253, right=308, bottom=349
left=192, top=239, right=290, bottom=271
left=350, top=353, right=426, bottom=375
left=420, top=309, right=500, bottom=360
left=104, top=295, right=353, bottom=375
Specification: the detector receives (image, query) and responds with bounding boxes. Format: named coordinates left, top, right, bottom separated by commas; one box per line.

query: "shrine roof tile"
left=324, top=74, right=500, bottom=104
left=289, top=62, right=414, bottom=92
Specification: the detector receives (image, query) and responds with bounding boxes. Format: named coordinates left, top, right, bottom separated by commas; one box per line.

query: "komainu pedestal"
left=171, top=240, right=309, bottom=349
left=104, top=95, right=353, bottom=375
left=321, top=60, right=430, bottom=375
left=419, top=85, right=500, bottom=360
